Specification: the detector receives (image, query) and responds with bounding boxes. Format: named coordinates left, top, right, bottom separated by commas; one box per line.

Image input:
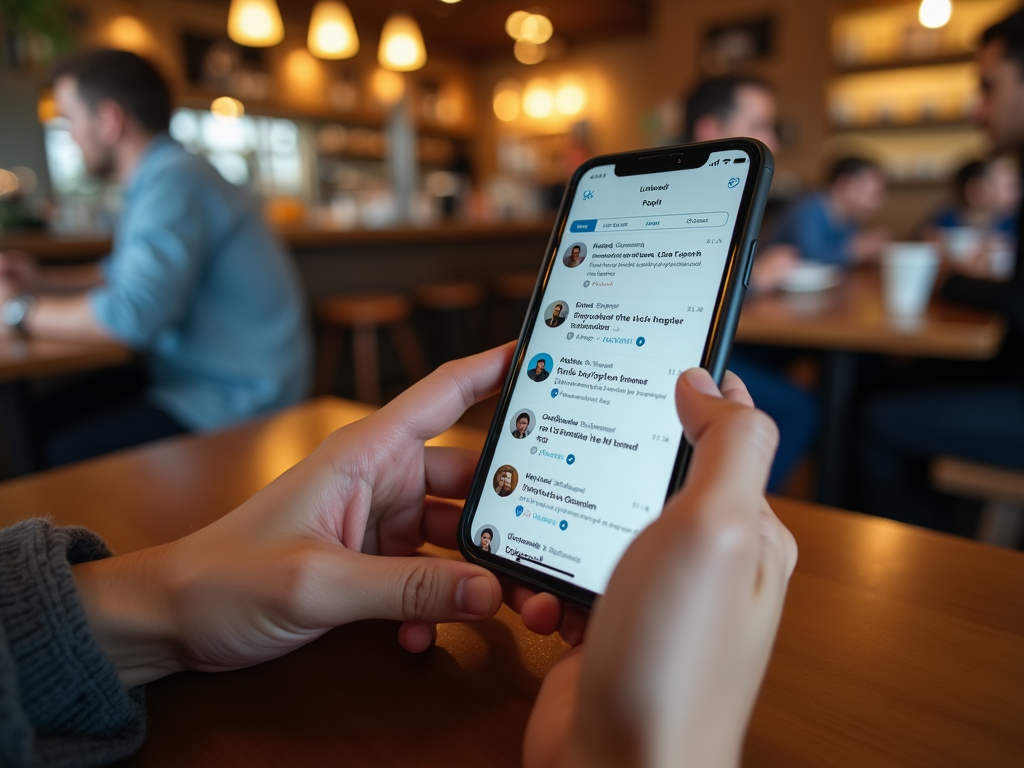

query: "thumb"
left=323, top=551, right=503, bottom=625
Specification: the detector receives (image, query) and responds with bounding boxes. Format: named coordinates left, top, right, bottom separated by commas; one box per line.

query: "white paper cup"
left=940, top=227, right=982, bottom=262
left=882, top=243, right=939, bottom=317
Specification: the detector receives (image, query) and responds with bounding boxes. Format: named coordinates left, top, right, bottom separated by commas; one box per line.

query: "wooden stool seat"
left=317, top=293, right=412, bottom=327
left=414, top=282, right=485, bottom=311
left=492, top=272, right=537, bottom=301
left=314, top=293, right=426, bottom=405
left=931, top=456, right=1024, bottom=548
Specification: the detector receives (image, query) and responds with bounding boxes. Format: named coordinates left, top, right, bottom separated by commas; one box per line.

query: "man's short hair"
left=52, top=49, right=172, bottom=133
left=517, top=412, right=530, bottom=423
left=828, top=156, right=882, bottom=185
left=482, top=528, right=493, bottom=537
left=982, top=9, right=1024, bottom=72
left=953, top=160, right=988, bottom=206
left=683, top=76, right=773, bottom=142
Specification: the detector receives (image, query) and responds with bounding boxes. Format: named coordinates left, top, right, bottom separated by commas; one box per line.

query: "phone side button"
left=742, top=239, right=757, bottom=288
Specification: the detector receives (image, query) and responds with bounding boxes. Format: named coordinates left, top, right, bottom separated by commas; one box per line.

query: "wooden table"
left=735, top=268, right=1007, bottom=505
left=0, top=337, right=132, bottom=475
left=0, top=397, right=1020, bottom=767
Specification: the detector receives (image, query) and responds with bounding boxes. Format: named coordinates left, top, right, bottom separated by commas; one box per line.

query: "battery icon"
left=733, top=158, right=747, bottom=164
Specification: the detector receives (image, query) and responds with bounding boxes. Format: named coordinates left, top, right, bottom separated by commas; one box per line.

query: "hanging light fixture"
left=918, top=0, right=952, bottom=29
left=308, top=1, right=359, bottom=59
left=227, top=0, right=284, bottom=47
left=378, top=13, right=426, bottom=72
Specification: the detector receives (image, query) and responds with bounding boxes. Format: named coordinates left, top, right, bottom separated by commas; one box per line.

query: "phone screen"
left=466, top=148, right=756, bottom=595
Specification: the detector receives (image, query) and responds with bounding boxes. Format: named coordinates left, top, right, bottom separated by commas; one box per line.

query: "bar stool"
left=490, top=272, right=537, bottom=345
left=413, top=281, right=486, bottom=366
left=314, top=293, right=428, bottom=404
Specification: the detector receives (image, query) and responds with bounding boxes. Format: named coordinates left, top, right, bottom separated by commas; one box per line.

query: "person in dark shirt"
left=546, top=303, right=567, bottom=327
left=528, top=358, right=550, bottom=382
left=859, top=10, right=1024, bottom=531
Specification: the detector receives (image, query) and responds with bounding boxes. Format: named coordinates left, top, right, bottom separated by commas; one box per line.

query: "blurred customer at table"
left=860, top=10, right=1024, bottom=530
left=765, top=156, right=889, bottom=271
left=0, top=50, right=312, bottom=466
left=684, top=75, right=818, bottom=492
left=927, top=156, right=1019, bottom=277
left=0, top=346, right=795, bottom=768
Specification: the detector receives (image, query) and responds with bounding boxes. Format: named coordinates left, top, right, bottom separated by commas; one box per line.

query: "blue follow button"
left=570, top=219, right=597, bottom=233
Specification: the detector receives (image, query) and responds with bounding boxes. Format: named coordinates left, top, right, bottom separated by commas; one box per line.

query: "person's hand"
left=523, top=369, right=797, bottom=768
left=73, top=344, right=563, bottom=687
left=850, top=229, right=889, bottom=264
left=0, top=250, right=41, bottom=293
left=748, top=245, right=800, bottom=293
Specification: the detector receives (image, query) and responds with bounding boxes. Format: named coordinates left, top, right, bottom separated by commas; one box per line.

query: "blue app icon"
left=566, top=454, right=576, bottom=465
left=636, top=336, right=646, bottom=347
left=728, top=177, right=740, bottom=188
left=515, top=505, right=524, bottom=517
left=582, top=190, right=594, bottom=200
left=559, top=520, right=568, bottom=531
left=550, top=388, right=559, bottom=398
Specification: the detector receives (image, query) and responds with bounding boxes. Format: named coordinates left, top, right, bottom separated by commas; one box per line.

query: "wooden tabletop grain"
left=0, top=397, right=1020, bottom=767
left=0, top=337, right=132, bottom=383
left=736, top=268, right=1007, bottom=359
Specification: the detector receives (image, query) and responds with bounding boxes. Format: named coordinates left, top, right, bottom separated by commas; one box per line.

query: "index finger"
left=386, top=343, right=516, bottom=442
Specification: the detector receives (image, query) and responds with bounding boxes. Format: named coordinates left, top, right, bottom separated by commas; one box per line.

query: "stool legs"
left=390, top=320, right=429, bottom=385
left=352, top=324, right=382, bottom=405
left=314, top=326, right=343, bottom=397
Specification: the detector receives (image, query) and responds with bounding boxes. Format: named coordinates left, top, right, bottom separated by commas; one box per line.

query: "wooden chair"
left=413, top=281, right=486, bottom=366
left=931, top=456, right=1024, bottom=548
left=314, top=293, right=428, bottom=405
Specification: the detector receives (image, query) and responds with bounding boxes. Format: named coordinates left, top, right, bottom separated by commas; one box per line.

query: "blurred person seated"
left=759, top=156, right=889, bottom=283
left=0, top=50, right=312, bottom=467
left=859, top=10, right=1024, bottom=531
left=0, top=346, right=796, bottom=768
left=926, top=156, right=1019, bottom=278
left=683, top=75, right=817, bottom=493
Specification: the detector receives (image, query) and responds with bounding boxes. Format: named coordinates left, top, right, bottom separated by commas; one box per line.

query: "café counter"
left=0, top=220, right=555, bottom=300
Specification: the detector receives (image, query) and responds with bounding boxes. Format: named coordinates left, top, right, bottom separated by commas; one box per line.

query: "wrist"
left=73, top=542, right=186, bottom=688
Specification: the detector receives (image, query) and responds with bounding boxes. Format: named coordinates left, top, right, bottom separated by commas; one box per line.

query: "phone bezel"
left=457, top=138, right=775, bottom=608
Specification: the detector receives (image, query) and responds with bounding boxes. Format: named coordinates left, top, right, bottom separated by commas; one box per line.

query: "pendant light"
left=308, top=1, right=359, bottom=59
left=378, top=13, right=426, bottom=72
left=227, top=0, right=284, bottom=47
left=918, top=0, right=952, bottom=29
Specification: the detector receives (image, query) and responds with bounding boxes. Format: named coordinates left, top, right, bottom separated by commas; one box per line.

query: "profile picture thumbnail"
left=493, top=465, right=518, bottom=497
left=563, top=242, right=587, bottom=268
left=510, top=408, right=535, bottom=439
left=475, top=524, right=498, bottom=553
left=544, top=300, right=568, bottom=328
left=526, top=352, right=553, bottom=382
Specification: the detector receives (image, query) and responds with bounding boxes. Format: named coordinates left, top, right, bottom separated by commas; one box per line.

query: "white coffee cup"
left=940, top=227, right=982, bottom=262
left=882, top=243, right=940, bottom=317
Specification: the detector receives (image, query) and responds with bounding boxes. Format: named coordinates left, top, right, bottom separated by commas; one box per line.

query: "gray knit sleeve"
left=0, top=519, right=146, bottom=767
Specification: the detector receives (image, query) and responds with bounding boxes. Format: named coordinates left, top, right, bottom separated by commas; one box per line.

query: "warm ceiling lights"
left=523, top=78, right=554, bottom=119
left=555, top=77, right=587, bottom=116
left=506, top=11, right=553, bottom=64
left=211, top=96, right=245, bottom=118
left=308, top=1, right=359, bottom=59
left=493, top=79, right=522, bottom=121
left=378, top=13, right=427, bottom=71
left=918, top=0, right=952, bottom=29
left=227, top=0, right=284, bottom=47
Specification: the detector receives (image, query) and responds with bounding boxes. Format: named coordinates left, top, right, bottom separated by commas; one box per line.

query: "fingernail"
left=682, top=368, right=722, bottom=397
left=456, top=575, right=494, bottom=616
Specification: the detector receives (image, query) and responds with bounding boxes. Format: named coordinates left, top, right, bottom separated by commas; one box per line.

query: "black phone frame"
left=457, top=138, right=775, bottom=608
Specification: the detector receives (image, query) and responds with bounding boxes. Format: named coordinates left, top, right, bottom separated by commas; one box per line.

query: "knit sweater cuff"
left=0, top=519, right=146, bottom=768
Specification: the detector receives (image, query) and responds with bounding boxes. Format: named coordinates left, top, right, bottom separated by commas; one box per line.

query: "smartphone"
left=458, top=139, right=774, bottom=607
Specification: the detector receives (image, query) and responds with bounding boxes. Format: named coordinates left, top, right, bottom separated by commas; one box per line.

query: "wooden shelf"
left=833, top=52, right=974, bottom=75
left=830, top=119, right=975, bottom=133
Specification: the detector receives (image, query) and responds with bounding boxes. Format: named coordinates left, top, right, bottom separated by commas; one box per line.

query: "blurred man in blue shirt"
left=766, top=156, right=889, bottom=269
left=0, top=50, right=311, bottom=465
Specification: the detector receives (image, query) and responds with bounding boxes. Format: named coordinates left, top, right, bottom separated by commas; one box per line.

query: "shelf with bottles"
left=831, top=0, right=1016, bottom=72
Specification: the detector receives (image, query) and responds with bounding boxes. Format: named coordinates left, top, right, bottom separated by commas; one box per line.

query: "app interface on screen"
left=470, top=150, right=753, bottom=594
